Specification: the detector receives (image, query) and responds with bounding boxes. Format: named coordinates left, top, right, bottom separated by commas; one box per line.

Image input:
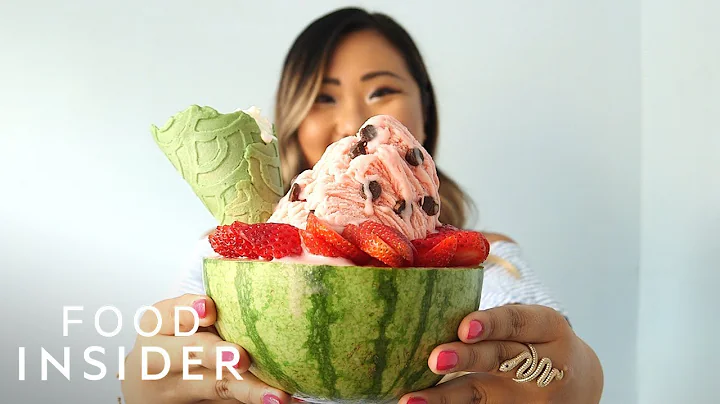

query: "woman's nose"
left=334, top=103, right=368, bottom=141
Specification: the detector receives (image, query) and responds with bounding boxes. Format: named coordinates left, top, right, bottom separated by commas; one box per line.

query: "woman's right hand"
left=121, top=294, right=292, bottom=404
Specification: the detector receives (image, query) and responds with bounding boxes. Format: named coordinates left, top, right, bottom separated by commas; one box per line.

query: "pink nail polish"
left=467, top=320, right=483, bottom=339
left=407, top=398, right=427, bottom=404
left=222, top=350, right=234, bottom=364
left=263, top=393, right=281, bottom=404
left=436, top=350, right=459, bottom=371
left=192, top=299, right=207, bottom=319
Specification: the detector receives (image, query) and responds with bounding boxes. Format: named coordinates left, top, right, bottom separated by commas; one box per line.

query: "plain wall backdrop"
left=637, top=1, right=719, bottom=403
left=1, top=0, right=685, bottom=402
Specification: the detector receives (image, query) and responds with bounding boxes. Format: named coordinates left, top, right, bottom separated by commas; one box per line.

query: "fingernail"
left=436, top=350, right=459, bottom=371
left=222, top=350, right=238, bottom=368
left=192, top=299, right=207, bottom=319
left=263, top=393, right=281, bottom=404
left=467, top=320, right=483, bottom=339
left=407, top=398, right=427, bottom=404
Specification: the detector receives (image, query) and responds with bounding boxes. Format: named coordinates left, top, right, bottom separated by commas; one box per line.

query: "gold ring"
left=498, top=343, right=564, bottom=387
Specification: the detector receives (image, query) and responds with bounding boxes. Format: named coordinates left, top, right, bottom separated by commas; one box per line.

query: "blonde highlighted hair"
left=274, top=7, right=476, bottom=229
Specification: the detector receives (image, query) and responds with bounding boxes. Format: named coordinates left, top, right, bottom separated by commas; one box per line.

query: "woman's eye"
left=369, top=87, right=400, bottom=99
left=315, top=93, right=335, bottom=104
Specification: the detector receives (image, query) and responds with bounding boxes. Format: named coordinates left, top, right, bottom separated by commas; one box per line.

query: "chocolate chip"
left=360, top=181, right=382, bottom=201
left=405, top=148, right=424, bottom=166
left=349, top=140, right=367, bottom=159
left=393, top=200, right=406, bottom=215
left=420, top=196, right=439, bottom=216
left=368, top=181, right=382, bottom=201
left=289, top=183, right=302, bottom=202
left=360, top=124, right=378, bottom=141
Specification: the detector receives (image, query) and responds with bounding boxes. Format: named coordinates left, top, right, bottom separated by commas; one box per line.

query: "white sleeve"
left=165, top=236, right=213, bottom=298
left=479, top=241, right=568, bottom=318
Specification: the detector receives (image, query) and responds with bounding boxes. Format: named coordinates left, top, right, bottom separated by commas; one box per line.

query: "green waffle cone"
left=151, top=105, right=284, bottom=225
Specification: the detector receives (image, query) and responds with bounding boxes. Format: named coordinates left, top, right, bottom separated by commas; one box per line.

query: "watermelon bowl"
left=203, top=258, right=484, bottom=404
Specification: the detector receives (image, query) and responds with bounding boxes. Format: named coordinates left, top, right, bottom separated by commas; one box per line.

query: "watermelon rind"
left=204, top=258, right=483, bottom=404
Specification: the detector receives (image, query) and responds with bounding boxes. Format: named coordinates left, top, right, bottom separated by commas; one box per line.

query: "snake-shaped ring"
left=498, top=343, right=564, bottom=387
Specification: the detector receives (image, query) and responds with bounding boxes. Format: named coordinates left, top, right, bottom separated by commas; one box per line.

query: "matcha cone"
left=152, top=105, right=284, bottom=224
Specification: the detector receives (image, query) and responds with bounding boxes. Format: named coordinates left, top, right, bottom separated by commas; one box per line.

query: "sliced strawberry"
left=300, top=229, right=342, bottom=258
left=411, top=229, right=490, bottom=267
left=412, top=227, right=460, bottom=256
left=209, top=222, right=254, bottom=258
left=411, top=233, right=445, bottom=255
left=415, top=234, right=457, bottom=267
left=367, top=258, right=389, bottom=267
left=358, top=220, right=415, bottom=264
left=241, top=223, right=303, bottom=260
left=306, top=213, right=370, bottom=264
left=342, top=223, right=407, bottom=267
left=449, top=231, right=490, bottom=267
left=209, top=222, right=302, bottom=260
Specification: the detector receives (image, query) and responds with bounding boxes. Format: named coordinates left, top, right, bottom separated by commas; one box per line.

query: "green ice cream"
left=152, top=105, right=284, bottom=224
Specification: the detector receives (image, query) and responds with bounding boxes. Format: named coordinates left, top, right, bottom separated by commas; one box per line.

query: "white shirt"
left=169, top=238, right=567, bottom=318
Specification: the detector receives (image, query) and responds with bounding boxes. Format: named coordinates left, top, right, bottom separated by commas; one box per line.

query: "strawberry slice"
left=411, top=229, right=490, bottom=267
left=209, top=222, right=302, bottom=260
left=367, top=258, right=389, bottom=267
left=306, top=213, right=371, bottom=265
left=300, top=229, right=342, bottom=258
left=240, top=223, right=303, bottom=260
left=449, top=231, right=490, bottom=267
left=358, top=220, right=415, bottom=264
left=209, top=222, right=254, bottom=258
left=342, top=223, right=408, bottom=267
left=411, top=233, right=446, bottom=255
left=411, top=226, right=464, bottom=255
left=415, top=234, right=458, bottom=267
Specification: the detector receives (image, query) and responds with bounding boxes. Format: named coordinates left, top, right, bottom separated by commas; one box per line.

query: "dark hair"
left=274, top=7, right=477, bottom=228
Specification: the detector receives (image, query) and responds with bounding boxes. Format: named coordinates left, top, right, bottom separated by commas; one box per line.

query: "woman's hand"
left=121, top=294, right=292, bottom=404
left=400, top=304, right=604, bottom=404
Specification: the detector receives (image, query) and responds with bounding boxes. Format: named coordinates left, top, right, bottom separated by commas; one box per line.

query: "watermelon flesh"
left=204, top=258, right=483, bottom=403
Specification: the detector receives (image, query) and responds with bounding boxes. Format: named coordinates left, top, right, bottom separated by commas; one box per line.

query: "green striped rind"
left=204, top=259, right=483, bottom=404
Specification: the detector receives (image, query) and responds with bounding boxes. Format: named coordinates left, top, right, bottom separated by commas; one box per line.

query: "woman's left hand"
left=400, top=304, right=603, bottom=404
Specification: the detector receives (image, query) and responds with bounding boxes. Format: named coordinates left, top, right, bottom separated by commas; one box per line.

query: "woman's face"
left=297, top=29, right=426, bottom=166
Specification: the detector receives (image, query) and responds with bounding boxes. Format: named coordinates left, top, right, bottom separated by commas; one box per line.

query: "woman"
left=122, top=7, right=603, bottom=404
